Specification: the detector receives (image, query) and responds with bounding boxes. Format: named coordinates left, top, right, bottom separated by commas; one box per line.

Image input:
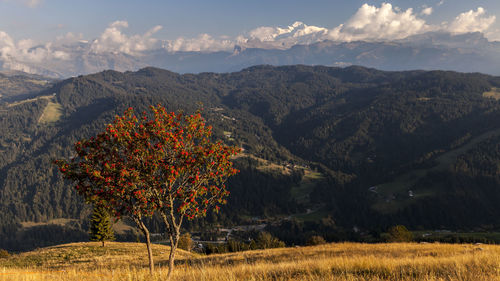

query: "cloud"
left=437, top=0, right=445, bottom=7
left=0, top=31, right=16, bottom=59
left=248, top=26, right=281, bottom=42
left=447, top=7, right=496, bottom=34
left=0, top=31, right=70, bottom=77
left=421, top=7, right=433, bottom=16
left=0, top=29, right=69, bottom=64
left=328, top=3, right=433, bottom=42
left=54, top=32, right=84, bottom=45
left=166, top=34, right=235, bottom=52
left=90, top=21, right=163, bottom=55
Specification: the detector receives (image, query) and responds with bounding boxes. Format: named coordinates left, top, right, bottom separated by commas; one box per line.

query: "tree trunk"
left=144, top=228, right=154, bottom=274
left=167, top=230, right=180, bottom=278
left=135, top=218, right=155, bottom=274
left=102, top=241, right=105, bottom=247
left=160, top=202, right=184, bottom=278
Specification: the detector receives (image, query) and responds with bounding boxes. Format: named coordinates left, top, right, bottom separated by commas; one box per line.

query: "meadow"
left=1, top=242, right=499, bottom=280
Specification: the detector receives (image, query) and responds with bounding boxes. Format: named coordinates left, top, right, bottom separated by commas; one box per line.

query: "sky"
left=0, top=0, right=500, bottom=55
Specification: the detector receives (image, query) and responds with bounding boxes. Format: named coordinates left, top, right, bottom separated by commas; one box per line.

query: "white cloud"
left=54, top=32, right=84, bottom=45
left=90, top=21, right=163, bottom=55
left=328, top=3, right=433, bottom=42
left=167, top=34, right=235, bottom=52
left=0, top=31, right=16, bottom=60
left=0, top=30, right=69, bottom=64
left=421, top=7, right=433, bottom=16
left=447, top=7, right=496, bottom=34
left=437, top=0, right=445, bottom=7
left=248, top=26, right=280, bottom=42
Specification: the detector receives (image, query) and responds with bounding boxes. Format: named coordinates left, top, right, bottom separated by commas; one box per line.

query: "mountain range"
left=1, top=31, right=500, bottom=78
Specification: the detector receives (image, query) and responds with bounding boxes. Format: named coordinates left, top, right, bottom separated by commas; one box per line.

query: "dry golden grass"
left=483, top=88, right=500, bottom=100
left=6, top=95, right=54, bottom=107
left=1, top=242, right=499, bottom=280
left=20, top=219, right=77, bottom=228
left=38, top=101, right=62, bottom=124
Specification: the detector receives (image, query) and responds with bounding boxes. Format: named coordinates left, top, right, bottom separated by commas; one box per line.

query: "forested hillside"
left=2, top=65, right=500, bottom=250
left=0, top=71, right=54, bottom=100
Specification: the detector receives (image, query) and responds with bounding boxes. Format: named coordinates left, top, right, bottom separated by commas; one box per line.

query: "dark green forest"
left=2, top=65, right=500, bottom=250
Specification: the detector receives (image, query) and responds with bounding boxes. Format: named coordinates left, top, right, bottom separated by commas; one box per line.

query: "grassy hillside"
left=1, top=242, right=499, bottom=280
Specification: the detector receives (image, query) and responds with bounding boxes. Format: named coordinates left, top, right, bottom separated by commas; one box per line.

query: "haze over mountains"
left=2, top=30, right=499, bottom=78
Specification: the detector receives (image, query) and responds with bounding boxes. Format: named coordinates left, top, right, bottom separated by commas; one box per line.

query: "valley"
left=1, top=66, right=500, bottom=251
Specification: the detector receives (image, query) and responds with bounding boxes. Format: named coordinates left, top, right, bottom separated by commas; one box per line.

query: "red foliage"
left=54, top=105, right=240, bottom=221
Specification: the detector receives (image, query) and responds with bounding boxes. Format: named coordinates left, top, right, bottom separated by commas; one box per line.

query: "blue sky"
left=1, top=0, right=499, bottom=42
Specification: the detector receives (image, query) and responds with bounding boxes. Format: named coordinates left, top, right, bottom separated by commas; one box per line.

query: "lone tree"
left=54, top=105, right=239, bottom=275
left=89, top=205, right=115, bottom=247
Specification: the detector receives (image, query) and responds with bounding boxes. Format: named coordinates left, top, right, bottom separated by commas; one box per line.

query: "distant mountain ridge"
left=1, top=32, right=500, bottom=78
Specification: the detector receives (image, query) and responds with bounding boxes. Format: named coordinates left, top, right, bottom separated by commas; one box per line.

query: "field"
left=38, top=101, right=63, bottom=124
left=1, top=242, right=499, bottom=280
left=483, top=87, right=500, bottom=100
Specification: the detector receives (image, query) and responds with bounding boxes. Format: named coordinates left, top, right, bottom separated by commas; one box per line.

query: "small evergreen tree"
left=89, top=206, right=115, bottom=247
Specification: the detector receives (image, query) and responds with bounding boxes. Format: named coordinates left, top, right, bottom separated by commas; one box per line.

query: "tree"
left=54, top=105, right=239, bottom=275
left=306, top=235, right=326, bottom=246
left=89, top=205, right=115, bottom=247
left=0, top=249, right=9, bottom=259
left=143, top=106, right=240, bottom=277
left=177, top=233, right=193, bottom=251
left=254, top=232, right=285, bottom=249
left=387, top=225, right=413, bottom=242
